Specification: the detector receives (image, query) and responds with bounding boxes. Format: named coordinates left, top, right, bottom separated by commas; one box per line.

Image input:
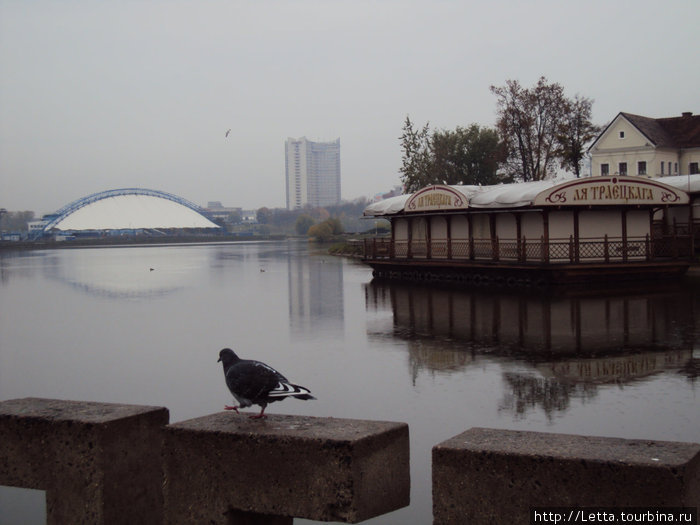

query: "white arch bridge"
left=34, top=188, right=220, bottom=239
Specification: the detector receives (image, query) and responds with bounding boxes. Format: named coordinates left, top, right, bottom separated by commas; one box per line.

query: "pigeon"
left=217, top=348, right=315, bottom=419
left=225, top=129, right=231, bottom=137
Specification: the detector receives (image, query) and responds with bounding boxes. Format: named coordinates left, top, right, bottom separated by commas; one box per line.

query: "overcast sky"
left=1, top=1, right=698, bottom=215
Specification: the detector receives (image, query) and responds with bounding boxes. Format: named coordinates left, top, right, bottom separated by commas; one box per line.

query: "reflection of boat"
left=366, top=279, right=698, bottom=420
left=536, top=350, right=692, bottom=383
left=366, top=280, right=695, bottom=357
left=366, top=280, right=697, bottom=395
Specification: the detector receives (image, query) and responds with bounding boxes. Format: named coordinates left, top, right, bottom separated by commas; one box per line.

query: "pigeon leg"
left=248, top=405, right=267, bottom=419
left=224, top=405, right=240, bottom=414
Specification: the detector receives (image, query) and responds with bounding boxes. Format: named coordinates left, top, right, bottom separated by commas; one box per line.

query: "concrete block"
left=0, top=397, right=169, bottom=525
left=163, top=413, right=410, bottom=523
left=433, top=427, right=700, bottom=525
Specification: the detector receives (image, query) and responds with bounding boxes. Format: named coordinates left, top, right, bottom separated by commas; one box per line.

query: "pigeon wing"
left=226, top=360, right=287, bottom=403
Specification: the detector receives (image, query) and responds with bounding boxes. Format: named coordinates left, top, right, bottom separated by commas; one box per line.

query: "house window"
left=638, top=161, right=647, bottom=175
left=674, top=163, right=678, bottom=174
left=619, top=131, right=625, bottom=139
left=668, top=162, right=672, bottom=175
left=601, top=163, right=609, bottom=176
left=691, top=162, right=699, bottom=175
left=619, top=162, right=627, bottom=175
left=661, top=162, right=665, bottom=175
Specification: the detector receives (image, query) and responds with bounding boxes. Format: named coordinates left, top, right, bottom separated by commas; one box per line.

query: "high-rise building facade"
left=285, top=137, right=341, bottom=210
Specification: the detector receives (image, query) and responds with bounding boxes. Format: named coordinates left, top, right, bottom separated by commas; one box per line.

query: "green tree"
left=399, top=117, right=505, bottom=191
left=306, top=217, right=343, bottom=241
left=556, top=94, right=601, bottom=178
left=229, top=210, right=242, bottom=224
left=307, top=221, right=334, bottom=242
left=398, top=116, right=432, bottom=192
left=256, top=207, right=271, bottom=224
left=295, top=214, right=315, bottom=235
left=325, top=217, right=344, bottom=235
left=490, top=77, right=568, bottom=181
left=431, top=124, right=505, bottom=186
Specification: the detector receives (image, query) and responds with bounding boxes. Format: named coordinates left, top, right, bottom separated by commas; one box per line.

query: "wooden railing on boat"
left=363, top=234, right=692, bottom=266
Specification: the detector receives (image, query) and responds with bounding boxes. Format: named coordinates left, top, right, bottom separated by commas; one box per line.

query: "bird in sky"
left=217, top=348, right=315, bottom=419
left=225, top=129, right=231, bottom=137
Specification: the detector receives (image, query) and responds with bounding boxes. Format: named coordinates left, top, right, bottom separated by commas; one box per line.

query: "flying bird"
left=218, top=348, right=315, bottom=419
left=225, top=129, right=231, bottom=137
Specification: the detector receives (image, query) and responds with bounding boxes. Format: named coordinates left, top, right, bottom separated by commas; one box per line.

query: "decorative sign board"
left=405, top=186, right=468, bottom=212
left=533, top=176, right=689, bottom=206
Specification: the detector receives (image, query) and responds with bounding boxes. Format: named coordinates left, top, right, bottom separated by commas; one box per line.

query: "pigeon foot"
left=248, top=413, right=267, bottom=420
left=224, top=405, right=240, bottom=414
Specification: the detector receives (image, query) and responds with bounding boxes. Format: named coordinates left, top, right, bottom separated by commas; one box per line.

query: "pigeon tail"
left=266, top=382, right=316, bottom=400
left=292, top=393, right=316, bottom=401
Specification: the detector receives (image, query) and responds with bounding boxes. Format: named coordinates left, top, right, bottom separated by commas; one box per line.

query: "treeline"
left=400, top=77, right=601, bottom=191
left=252, top=198, right=374, bottom=238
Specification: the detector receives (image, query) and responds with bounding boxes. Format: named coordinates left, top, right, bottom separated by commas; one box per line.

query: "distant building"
left=285, top=137, right=341, bottom=210
left=373, top=186, right=403, bottom=202
left=241, top=210, right=258, bottom=224
left=203, top=201, right=242, bottom=222
left=589, top=111, right=700, bottom=178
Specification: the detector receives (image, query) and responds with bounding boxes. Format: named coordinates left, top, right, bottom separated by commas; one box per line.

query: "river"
left=0, top=240, right=698, bottom=524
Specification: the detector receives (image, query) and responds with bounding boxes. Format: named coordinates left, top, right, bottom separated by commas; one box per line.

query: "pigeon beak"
left=217, top=357, right=221, bottom=362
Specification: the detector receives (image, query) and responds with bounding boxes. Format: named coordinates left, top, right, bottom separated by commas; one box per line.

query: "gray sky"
left=1, top=1, right=698, bottom=215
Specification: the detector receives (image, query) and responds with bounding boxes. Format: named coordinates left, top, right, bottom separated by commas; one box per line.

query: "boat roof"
left=364, top=175, right=699, bottom=217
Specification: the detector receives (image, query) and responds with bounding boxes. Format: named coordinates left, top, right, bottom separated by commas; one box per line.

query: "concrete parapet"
left=0, top=397, right=169, bottom=525
left=433, top=427, right=700, bottom=525
left=162, top=412, right=410, bottom=524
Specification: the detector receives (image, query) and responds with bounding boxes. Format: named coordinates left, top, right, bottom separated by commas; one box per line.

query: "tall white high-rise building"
left=285, top=137, right=341, bottom=210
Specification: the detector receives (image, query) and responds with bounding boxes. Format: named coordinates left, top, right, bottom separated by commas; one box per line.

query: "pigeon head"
left=217, top=348, right=240, bottom=366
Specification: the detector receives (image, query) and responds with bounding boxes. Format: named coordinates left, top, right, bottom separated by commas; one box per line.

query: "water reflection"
left=287, top=252, right=344, bottom=339
left=1, top=242, right=698, bottom=525
left=498, top=373, right=598, bottom=420
left=0, top=250, right=46, bottom=283
left=365, top=281, right=697, bottom=419
left=6, top=246, right=207, bottom=299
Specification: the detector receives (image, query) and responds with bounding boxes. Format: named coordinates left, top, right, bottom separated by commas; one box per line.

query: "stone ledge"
left=0, top=397, right=169, bottom=525
left=163, top=412, right=410, bottom=524
left=433, top=427, right=700, bottom=525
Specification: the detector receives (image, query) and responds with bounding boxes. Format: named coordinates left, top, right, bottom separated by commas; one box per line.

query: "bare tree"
left=490, top=77, right=567, bottom=181
left=556, top=94, right=601, bottom=177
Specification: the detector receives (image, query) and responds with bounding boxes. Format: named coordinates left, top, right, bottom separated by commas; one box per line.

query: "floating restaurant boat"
left=362, top=175, right=700, bottom=285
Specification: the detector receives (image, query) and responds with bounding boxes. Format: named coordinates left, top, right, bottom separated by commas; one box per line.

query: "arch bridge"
left=34, top=188, right=213, bottom=239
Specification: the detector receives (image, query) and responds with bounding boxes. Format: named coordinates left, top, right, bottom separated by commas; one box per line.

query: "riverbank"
left=0, top=234, right=289, bottom=251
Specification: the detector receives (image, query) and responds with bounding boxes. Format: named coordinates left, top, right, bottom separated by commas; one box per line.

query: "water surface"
left=1, top=241, right=698, bottom=524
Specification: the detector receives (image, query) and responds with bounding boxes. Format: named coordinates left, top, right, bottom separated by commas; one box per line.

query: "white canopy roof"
left=469, top=178, right=572, bottom=208
left=364, top=175, right=699, bottom=217
left=652, top=174, right=700, bottom=193
left=50, top=194, right=219, bottom=231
